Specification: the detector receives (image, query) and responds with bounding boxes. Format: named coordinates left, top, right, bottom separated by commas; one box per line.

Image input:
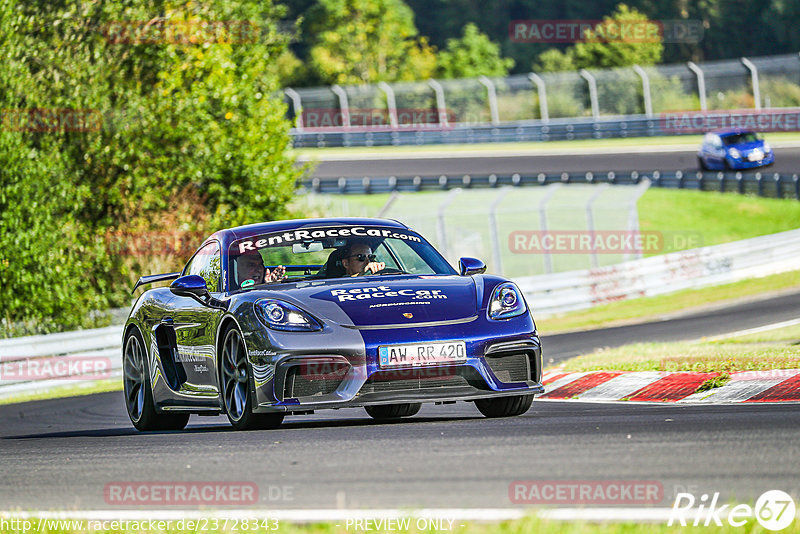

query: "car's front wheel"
left=697, top=156, right=708, bottom=171
left=220, top=325, right=284, bottom=431
left=123, top=328, right=190, bottom=431
left=365, top=403, right=421, bottom=420
left=475, top=395, right=533, bottom=418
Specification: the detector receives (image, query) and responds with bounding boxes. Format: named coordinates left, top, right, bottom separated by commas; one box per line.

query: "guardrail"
left=516, top=228, right=800, bottom=315
left=0, top=326, right=122, bottom=399
left=301, top=169, right=800, bottom=199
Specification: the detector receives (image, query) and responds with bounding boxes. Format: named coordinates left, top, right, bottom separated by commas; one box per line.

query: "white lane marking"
left=543, top=372, right=589, bottom=393
left=704, top=318, right=800, bottom=341
left=577, top=372, right=664, bottom=400
left=295, top=140, right=800, bottom=162
left=678, top=369, right=800, bottom=403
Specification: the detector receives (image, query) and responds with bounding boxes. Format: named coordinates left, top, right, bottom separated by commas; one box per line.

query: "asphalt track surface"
left=2, top=290, right=799, bottom=510
left=309, top=146, right=800, bottom=178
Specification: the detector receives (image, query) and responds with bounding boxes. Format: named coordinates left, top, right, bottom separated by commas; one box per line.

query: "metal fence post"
left=538, top=184, right=562, bottom=274
left=585, top=184, right=609, bottom=269
left=428, top=79, right=449, bottom=126
left=479, top=76, right=500, bottom=125
left=488, top=188, right=512, bottom=275
left=284, top=88, right=304, bottom=131
left=528, top=73, right=549, bottom=122
left=741, top=57, right=761, bottom=110
left=687, top=61, right=707, bottom=112
left=331, top=85, right=351, bottom=129
left=632, top=65, right=653, bottom=117
left=627, top=179, right=651, bottom=261
left=436, top=189, right=461, bottom=258
left=579, top=69, right=600, bottom=120
left=377, top=81, right=399, bottom=128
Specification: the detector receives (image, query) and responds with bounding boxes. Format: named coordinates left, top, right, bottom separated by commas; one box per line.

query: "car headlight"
left=488, top=282, right=527, bottom=320
left=254, top=299, right=323, bottom=332
left=763, top=142, right=772, bottom=153
left=728, top=148, right=741, bottom=159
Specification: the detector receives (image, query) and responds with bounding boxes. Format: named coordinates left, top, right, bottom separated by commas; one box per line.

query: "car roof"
left=207, top=217, right=411, bottom=250
left=709, top=128, right=756, bottom=137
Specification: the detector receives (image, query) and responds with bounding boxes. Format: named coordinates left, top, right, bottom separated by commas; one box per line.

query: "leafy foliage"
left=0, top=0, right=303, bottom=333
left=437, top=23, right=514, bottom=79
left=305, top=0, right=437, bottom=84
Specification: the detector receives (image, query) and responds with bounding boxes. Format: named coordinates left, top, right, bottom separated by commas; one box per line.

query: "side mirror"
left=170, top=274, right=211, bottom=300
left=459, top=257, right=486, bottom=276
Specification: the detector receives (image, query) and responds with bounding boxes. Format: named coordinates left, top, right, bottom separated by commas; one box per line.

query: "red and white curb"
left=540, top=368, right=800, bottom=403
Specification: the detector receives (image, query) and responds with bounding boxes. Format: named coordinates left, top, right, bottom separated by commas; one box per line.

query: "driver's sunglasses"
left=349, top=253, right=376, bottom=262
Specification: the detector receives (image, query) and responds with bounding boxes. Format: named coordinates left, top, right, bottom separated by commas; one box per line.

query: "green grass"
left=638, top=189, right=800, bottom=255
left=296, top=188, right=800, bottom=255
left=6, top=515, right=800, bottom=534
left=293, top=131, right=800, bottom=158
left=558, top=323, right=800, bottom=373
left=0, top=378, right=121, bottom=406
left=722, top=322, right=800, bottom=343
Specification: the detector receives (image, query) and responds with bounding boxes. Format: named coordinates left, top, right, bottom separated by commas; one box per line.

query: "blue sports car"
left=123, top=218, right=544, bottom=431
left=697, top=129, right=774, bottom=170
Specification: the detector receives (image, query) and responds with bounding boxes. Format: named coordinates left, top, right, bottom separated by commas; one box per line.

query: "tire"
left=697, top=156, right=708, bottom=171
left=123, top=328, right=190, bottom=431
left=220, top=325, right=284, bottom=431
left=475, top=395, right=534, bottom=418
left=365, top=403, right=422, bottom=420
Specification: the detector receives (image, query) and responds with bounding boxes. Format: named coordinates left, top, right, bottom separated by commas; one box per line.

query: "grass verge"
left=0, top=378, right=121, bottom=406
left=538, top=269, right=800, bottom=334
left=6, top=515, right=800, bottom=534
left=557, top=323, right=800, bottom=374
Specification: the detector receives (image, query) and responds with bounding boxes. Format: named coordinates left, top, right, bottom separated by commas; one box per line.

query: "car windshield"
left=228, top=225, right=456, bottom=290
left=722, top=132, right=759, bottom=145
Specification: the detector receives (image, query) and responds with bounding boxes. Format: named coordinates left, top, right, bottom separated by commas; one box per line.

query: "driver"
left=340, top=241, right=385, bottom=277
left=236, top=249, right=286, bottom=288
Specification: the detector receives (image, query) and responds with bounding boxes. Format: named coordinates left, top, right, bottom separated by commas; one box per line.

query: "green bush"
left=0, top=0, right=303, bottom=335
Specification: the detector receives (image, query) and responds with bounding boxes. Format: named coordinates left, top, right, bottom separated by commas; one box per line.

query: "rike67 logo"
left=670, top=490, right=796, bottom=531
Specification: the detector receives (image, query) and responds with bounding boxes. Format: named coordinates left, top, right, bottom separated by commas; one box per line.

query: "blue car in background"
left=697, top=129, right=774, bottom=170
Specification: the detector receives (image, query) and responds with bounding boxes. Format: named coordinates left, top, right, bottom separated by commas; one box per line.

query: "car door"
left=711, top=134, right=726, bottom=165
left=171, top=240, right=225, bottom=399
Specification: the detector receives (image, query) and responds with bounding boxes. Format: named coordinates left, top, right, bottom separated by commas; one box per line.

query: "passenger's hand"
left=265, top=265, right=286, bottom=282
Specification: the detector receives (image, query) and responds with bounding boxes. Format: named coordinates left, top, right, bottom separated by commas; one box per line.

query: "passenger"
left=236, top=250, right=285, bottom=288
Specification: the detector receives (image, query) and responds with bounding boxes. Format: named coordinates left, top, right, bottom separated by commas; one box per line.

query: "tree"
left=570, top=4, right=663, bottom=69
left=305, top=0, right=436, bottom=84
left=436, top=23, right=515, bottom=79
left=0, top=0, right=303, bottom=332
left=534, top=48, right=576, bottom=73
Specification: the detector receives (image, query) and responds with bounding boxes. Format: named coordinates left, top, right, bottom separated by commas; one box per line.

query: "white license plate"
left=748, top=153, right=762, bottom=161
left=378, top=341, right=466, bottom=368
